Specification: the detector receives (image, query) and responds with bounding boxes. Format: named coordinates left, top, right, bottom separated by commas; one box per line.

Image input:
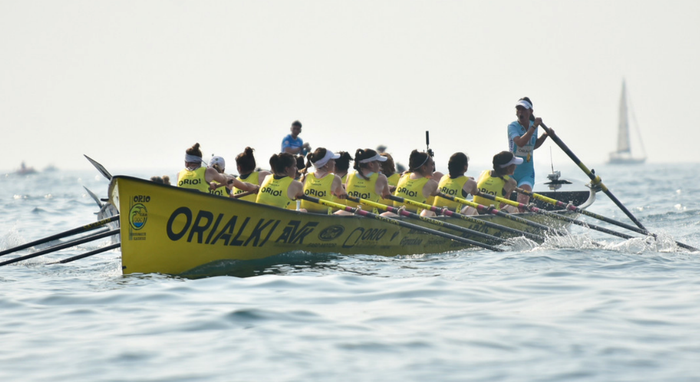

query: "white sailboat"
left=608, top=80, right=646, bottom=164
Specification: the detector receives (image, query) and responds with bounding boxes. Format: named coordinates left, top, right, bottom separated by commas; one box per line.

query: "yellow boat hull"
left=110, top=176, right=574, bottom=275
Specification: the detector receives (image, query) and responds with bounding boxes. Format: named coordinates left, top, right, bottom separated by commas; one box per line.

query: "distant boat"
left=43, top=164, right=59, bottom=172
left=15, top=162, right=37, bottom=175
left=608, top=80, right=646, bottom=164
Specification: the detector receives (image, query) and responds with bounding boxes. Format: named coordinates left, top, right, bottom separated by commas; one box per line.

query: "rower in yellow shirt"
left=177, top=143, right=258, bottom=196
left=474, top=151, right=521, bottom=213
left=432, top=152, right=478, bottom=215
left=256, top=153, right=305, bottom=210
left=299, top=148, right=347, bottom=214
left=392, top=150, right=439, bottom=217
left=232, top=147, right=271, bottom=202
left=343, top=148, right=392, bottom=214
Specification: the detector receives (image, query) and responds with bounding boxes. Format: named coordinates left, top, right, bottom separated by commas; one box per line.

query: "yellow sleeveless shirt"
left=474, top=170, right=510, bottom=207
left=346, top=171, right=380, bottom=209
left=386, top=173, right=400, bottom=188
left=433, top=175, right=469, bottom=211
left=393, top=173, right=429, bottom=213
left=233, top=171, right=259, bottom=202
left=256, top=175, right=295, bottom=209
left=177, top=167, right=209, bottom=193
left=300, top=172, right=335, bottom=214
left=209, top=181, right=230, bottom=197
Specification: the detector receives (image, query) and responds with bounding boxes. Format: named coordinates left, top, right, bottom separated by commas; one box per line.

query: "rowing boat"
left=108, top=174, right=594, bottom=275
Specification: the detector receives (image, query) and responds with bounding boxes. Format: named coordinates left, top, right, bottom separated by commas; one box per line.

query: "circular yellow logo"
left=129, top=203, right=148, bottom=230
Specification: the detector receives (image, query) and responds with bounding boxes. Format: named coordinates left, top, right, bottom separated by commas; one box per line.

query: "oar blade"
left=84, top=155, right=112, bottom=180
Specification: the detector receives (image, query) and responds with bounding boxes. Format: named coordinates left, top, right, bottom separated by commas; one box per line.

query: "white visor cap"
left=359, top=154, right=388, bottom=164
left=313, top=150, right=341, bottom=168
left=516, top=99, right=533, bottom=110
left=499, top=156, right=524, bottom=168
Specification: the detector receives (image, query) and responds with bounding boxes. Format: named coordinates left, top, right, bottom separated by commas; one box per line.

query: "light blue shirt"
left=507, top=120, right=537, bottom=185
left=281, top=134, right=304, bottom=154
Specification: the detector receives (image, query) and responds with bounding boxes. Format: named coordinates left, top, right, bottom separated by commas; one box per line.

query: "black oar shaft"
left=538, top=122, right=647, bottom=231
left=387, top=195, right=545, bottom=242
left=54, top=243, right=121, bottom=264
left=301, top=196, right=502, bottom=252
left=0, top=215, right=119, bottom=258
left=0, top=229, right=119, bottom=267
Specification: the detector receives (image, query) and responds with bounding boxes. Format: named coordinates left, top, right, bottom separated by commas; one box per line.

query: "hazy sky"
left=2, top=0, right=699, bottom=174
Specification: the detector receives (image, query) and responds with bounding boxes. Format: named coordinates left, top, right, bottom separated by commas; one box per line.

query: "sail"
left=608, top=79, right=646, bottom=164
left=616, top=81, right=631, bottom=154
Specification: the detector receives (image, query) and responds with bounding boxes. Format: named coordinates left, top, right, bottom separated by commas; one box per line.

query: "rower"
left=177, top=143, right=258, bottom=196
left=256, top=153, right=305, bottom=210
left=432, top=152, right=478, bottom=215
left=333, top=151, right=353, bottom=184
left=299, top=148, right=347, bottom=214
left=474, top=151, right=521, bottom=213
left=208, top=156, right=230, bottom=196
left=379, top=152, right=400, bottom=192
left=331, top=151, right=352, bottom=207
left=392, top=150, right=439, bottom=217
left=232, top=147, right=271, bottom=202
left=343, top=148, right=392, bottom=214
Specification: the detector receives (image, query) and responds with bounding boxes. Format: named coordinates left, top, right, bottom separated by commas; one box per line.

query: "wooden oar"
left=345, top=196, right=506, bottom=244
left=538, top=122, right=646, bottom=231
left=517, top=187, right=699, bottom=251
left=0, top=215, right=119, bottom=258
left=477, top=192, right=640, bottom=242
left=0, top=229, right=120, bottom=267
left=386, top=195, right=545, bottom=242
left=437, top=193, right=566, bottom=235
left=52, top=243, right=121, bottom=264
left=300, top=195, right=503, bottom=252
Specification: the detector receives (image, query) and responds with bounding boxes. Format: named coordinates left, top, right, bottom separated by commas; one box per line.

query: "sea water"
left=1, top=164, right=699, bottom=382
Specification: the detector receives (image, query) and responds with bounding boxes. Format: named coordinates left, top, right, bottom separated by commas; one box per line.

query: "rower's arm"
left=376, top=174, right=391, bottom=198
left=332, top=175, right=347, bottom=199
left=228, top=177, right=259, bottom=193
left=534, top=128, right=550, bottom=149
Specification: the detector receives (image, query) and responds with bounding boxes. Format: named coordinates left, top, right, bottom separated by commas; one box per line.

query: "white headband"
left=185, top=154, right=203, bottom=163
left=516, top=100, right=533, bottom=110
left=359, top=154, right=388, bottom=164
left=313, top=150, right=340, bottom=168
